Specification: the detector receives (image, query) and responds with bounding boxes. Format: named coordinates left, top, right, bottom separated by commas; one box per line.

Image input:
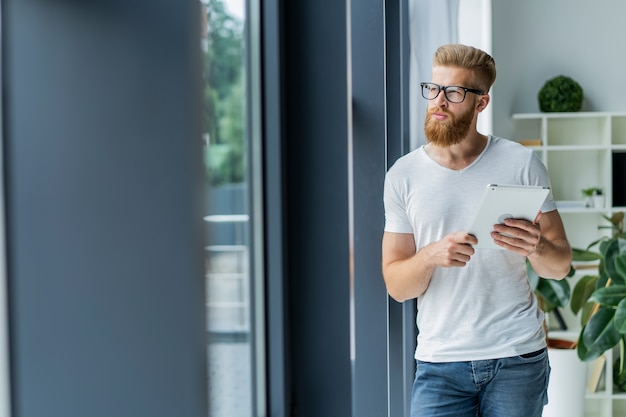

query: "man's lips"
left=431, top=112, right=449, bottom=120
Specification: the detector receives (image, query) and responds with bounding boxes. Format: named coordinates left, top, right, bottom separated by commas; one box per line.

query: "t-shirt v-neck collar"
left=421, top=135, right=492, bottom=174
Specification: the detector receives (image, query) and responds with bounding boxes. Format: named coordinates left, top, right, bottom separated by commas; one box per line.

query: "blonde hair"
left=432, top=44, right=496, bottom=92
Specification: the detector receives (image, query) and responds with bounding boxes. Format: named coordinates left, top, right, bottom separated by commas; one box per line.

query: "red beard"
left=424, top=106, right=474, bottom=147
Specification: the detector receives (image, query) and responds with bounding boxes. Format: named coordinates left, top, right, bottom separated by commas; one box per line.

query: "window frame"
left=260, top=0, right=414, bottom=415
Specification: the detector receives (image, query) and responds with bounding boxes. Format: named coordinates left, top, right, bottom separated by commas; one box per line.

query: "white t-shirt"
left=383, top=136, right=556, bottom=362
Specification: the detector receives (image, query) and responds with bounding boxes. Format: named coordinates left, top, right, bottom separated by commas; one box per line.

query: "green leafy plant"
left=528, top=262, right=575, bottom=317
left=570, top=212, right=626, bottom=391
left=529, top=212, right=626, bottom=391
left=538, top=75, right=584, bottom=113
left=581, top=187, right=603, bottom=197
left=527, top=259, right=575, bottom=346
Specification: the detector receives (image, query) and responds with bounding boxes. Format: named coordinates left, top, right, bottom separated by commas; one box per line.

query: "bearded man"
left=381, top=44, right=572, bottom=417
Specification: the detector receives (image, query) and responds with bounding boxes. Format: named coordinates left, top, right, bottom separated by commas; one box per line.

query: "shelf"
left=514, top=111, right=626, bottom=417
left=544, top=145, right=608, bottom=151
left=513, top=111, right=626, bottom=119
left=587, top=392, right=612, bottom=399
left=535, top=145, right=626, bottom=151
left=558, top=209, right=607, bottom=214
left=556, top=207, right=611, bottom=214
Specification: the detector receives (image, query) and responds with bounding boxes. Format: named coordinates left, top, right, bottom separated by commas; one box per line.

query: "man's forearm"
left=527, top=238, right=572, bottom=279
left=383, top=246, right=437, bottom=302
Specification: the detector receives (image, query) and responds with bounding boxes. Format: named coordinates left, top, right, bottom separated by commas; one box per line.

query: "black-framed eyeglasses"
left=420, top=82, right=485, bottom=103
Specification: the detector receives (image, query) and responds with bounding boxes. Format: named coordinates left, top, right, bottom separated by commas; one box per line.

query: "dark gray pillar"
left=282, top=1, right=352, bottom=416
left=262, top=0, right=290, bottom=414
left=386, top=0, right=417, bottom=416
left=351, top=2, right=389, bottom=417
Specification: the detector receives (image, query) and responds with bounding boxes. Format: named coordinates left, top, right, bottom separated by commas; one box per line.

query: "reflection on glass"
left=201, top=0, right=251, bottom=415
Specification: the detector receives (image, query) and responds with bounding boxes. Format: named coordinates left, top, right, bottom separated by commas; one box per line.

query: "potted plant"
left=528, top=260, right=583, bottom=417
left=527, top=261, right=575, bottom=335
left=538, top=75, right=584, bottom=113
left=581, top=187, right=604, bottom=208
left=528, top=212, right=626, bottom=416
left=571, top=211, right=626, bottom=392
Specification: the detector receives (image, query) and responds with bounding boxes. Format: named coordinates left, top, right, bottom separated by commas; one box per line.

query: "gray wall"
left=3, top=1, right=207, bottom=417
left=492, top=0, right=626, bottom=139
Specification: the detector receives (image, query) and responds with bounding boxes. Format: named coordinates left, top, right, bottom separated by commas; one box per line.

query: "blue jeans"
left=410, top=348, right=550, bottom=417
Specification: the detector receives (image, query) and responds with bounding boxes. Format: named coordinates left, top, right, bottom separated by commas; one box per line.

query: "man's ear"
left=476, top=94, right=490, bottom=112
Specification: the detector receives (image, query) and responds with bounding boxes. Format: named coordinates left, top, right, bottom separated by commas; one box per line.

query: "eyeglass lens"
left=421, top=83, right=466, bottom=103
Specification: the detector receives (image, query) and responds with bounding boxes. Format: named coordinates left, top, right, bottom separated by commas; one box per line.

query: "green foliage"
left=531, top=212, right=626, bottom=389
left=614, top=356, right=626, bottom=392
left=528, top=261, right=574, bottom=312
left=202, top=0, right=246, bottom=185
left=578, top=306, right=621, bottom=361
left=538, top=75, right=584, bottom=112
left=571, top=247, right=602, bottom=262
left=581, top=187, right=603, bottom=197
left=567, top=212, right=626, bottom=389
left=570, top=274, right=598, bottom=315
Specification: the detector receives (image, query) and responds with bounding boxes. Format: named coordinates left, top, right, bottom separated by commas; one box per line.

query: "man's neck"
left=424, top=133, right=489, bottom=171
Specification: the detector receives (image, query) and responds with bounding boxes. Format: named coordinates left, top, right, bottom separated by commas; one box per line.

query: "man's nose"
left=434, top=89, right=448, bottom=106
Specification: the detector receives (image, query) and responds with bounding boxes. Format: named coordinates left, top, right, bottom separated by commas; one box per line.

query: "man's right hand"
left=425, top=231, right=477, bottom=268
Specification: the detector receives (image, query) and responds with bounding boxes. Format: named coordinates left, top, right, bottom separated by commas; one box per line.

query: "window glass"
left=201, top=1, right=255, bottom=415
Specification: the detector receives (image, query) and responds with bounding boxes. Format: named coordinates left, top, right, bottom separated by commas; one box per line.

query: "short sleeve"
left=528, top=152, right=558, bottom=213
left=383, top=173, right=414, bottom=234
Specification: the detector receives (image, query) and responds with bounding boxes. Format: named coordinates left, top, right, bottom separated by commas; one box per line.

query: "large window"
left=197, top=2, right=493, bottom=416
left=201, top=0, right=263, bottom=415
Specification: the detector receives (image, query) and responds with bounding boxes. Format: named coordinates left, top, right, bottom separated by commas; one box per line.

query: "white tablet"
left=468, top=184, right=550, bottom=250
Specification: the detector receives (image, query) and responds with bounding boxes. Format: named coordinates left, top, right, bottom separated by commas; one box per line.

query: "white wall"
left=492, top=0, right=626, bottom=139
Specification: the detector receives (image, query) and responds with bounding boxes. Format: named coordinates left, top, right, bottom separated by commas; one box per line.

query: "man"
left=382, top=44, right=572, bottom=417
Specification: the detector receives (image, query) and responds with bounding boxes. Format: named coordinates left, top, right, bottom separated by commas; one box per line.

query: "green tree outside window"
left=202, top=0, right=245, bottom=185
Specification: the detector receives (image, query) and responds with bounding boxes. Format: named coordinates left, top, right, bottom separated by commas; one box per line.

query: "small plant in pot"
left=581, top=187, right=604, bottom=208
left=581, top=187, right=603, bottom=197
left=538, top=75, right=584, bottom=113
left=570, top=212, right=626, bottom=391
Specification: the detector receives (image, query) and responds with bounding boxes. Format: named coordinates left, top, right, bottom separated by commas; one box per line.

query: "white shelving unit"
left=513, top=111, right=626, bottom=417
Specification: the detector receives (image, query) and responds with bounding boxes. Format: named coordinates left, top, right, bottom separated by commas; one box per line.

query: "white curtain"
left=409, top=0, right=460, bottom=149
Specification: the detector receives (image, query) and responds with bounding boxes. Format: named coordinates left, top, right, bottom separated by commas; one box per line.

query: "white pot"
left=592, top=195, right=604, bottom=209
left=543, top=346, right=586, bottom=417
